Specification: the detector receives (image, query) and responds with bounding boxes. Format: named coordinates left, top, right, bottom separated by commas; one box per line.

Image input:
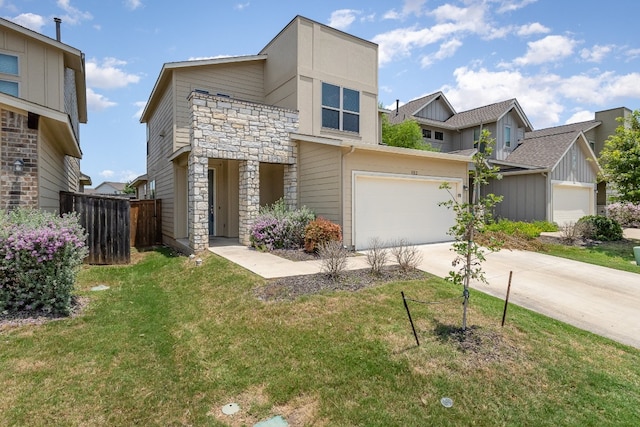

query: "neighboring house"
left=141, top=16, right=472, bottom=253
left=0, top=17, right=88, bottom=212
left=392, top=91, right=629, bottom=225
left=91, top=181, right=128, bottom=195
left=130, top=174, right=148, bottom=199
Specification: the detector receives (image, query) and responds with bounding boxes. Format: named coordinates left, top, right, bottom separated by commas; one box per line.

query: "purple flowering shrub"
left=249, top=198, right=315, bottom=251
left=0, top=208, right=88, bottom=315
left=606, top=202, right=640, bottom=228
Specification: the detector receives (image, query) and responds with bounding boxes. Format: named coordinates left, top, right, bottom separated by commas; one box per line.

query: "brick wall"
left=0, top=109, right=39, bottom=210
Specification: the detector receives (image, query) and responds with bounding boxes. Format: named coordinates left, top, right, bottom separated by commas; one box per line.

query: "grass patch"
left=543, top=238, right=640, bottom=274
left=1, top=248, right=639, bottom=426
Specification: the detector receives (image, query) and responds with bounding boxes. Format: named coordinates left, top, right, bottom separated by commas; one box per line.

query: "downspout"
left=343, top=145, right=356, bottom=250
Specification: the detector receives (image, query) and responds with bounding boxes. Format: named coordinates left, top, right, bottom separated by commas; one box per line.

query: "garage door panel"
left=354, top=174, right=457, bottom=250
left=552, top=184, right=593, bottom=226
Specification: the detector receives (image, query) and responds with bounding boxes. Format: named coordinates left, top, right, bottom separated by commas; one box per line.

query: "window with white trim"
left=322, top=82, right=360, bottom=133
left=505, top=125, right=511, bottom=148
left=0, top=53, right=19, bottom=96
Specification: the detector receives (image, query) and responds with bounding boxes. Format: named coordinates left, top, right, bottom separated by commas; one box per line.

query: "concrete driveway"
left=210, top=233, right=640, bottom=349
left=415, top=242, right=640, bottom=349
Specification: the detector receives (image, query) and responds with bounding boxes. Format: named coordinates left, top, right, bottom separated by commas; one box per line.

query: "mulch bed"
left=254, top=265, right=427, bottom=302
left=0, top=296, right=89, bottom=332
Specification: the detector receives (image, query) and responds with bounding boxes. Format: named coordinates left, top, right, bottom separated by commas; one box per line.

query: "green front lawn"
left=543, top=238, right=640, bottom=274
left=1, top=249, right=639, bottom=426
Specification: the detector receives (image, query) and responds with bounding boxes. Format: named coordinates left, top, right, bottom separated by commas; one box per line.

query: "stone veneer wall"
left=0, top=109, right=39, bottom=210
left=188, top=93, right=299, bottom=251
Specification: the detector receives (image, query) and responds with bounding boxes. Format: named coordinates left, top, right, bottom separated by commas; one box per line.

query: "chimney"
left=54, top=17, right=61, bottom=41
left=395, top=99, right=399, bottom=116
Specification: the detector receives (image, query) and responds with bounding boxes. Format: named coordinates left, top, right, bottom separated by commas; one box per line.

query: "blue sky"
left=3, top=0, right=640, bottom=187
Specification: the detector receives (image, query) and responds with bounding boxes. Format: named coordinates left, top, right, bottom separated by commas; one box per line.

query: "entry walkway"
left=209, top=232, right=640, bottom=349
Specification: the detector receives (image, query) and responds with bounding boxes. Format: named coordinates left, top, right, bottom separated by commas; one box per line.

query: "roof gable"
left=444, top=99, right=532, bottom=131
left=388, top=92, right=455, bottom=124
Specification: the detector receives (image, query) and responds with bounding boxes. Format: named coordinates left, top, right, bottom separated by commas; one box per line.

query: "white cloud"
left=328, top=9, right=360, bottom=31
left=512, top=35, right=577, bottom=66
left=565, top=110, right=594, bottom=124
left=497, top=0, right=538, bottom=14
left=133, top=101, right=146, bottom=120
left=517, top=22, right=550, bottom=36
left=99, top=169, right=115, bottom=178
left=383, top=0, right=426, bottom=20
left=374, top=3, right=490, bottom=65
left=187, top=54, right=237, bottom=61
left=625, top=48, right=640, bottom=61
left=124, top=0, right=143, bottom=10
left=234, top=2, right=250, bottom=11
left=9, top=13, right=46, bottom=32
left=119, top=170, right=140, bottom=182
left=56, top=0, right=92, bottom=25
left=86, top=57, right=141, bottom=89
left=580, top=44, right=614, bottom=63
left=421, top=38, right=462, bottom=67
left=86, top=88, right=117, bottom=112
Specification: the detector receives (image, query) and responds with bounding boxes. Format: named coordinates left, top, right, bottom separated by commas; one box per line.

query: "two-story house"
left=141, top=16, right=474, bottom=253
left=0, top=17, right=88, bottom=212
left=390, top=92, right=625, bottom=226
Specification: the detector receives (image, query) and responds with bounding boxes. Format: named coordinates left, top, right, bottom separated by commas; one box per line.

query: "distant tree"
left=599, top=110, right=640, bottom=203
left=123, top=181, right=136, bottom=195
left=381, top=114, right=438, bottom=151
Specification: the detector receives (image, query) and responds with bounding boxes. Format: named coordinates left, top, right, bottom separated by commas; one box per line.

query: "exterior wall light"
left=13, top=159, right=24, bottom=173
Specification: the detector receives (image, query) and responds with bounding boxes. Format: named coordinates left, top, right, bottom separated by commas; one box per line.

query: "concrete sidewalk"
left=209, top=233, right=640, bottom=349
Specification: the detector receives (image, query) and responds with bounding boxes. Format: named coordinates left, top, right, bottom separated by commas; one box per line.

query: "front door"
left=208, top=169, right=215, bottom=236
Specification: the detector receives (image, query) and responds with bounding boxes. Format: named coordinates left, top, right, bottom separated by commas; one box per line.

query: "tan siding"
left=342, top=150, right=469, bottom=247
left=298, top=141, right=341, bottom=222
left=146, top=83, right=176, bottom=239
left=38, top=123, right=68, bottom=212
left=174, top=62, right=265, bottom=147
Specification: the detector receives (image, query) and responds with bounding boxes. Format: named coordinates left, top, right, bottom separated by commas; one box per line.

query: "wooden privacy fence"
left=130, top=199, right=162, bottom=248
left=60, top=191, right=130, bottom=265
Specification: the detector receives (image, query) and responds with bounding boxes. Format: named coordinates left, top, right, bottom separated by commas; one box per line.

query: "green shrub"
left=0, top=208, right=88, bottom=315
left=485, top=219, right=558, bottom=239
left=303, top=218, right=342, bottom=253
left=249, top=198, right=315, bottom=250
left=576, top=215, right=623, bottom=241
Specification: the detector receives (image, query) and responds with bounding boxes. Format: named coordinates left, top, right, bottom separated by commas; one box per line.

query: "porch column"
left=283, top=162, right=297, bottom=210
left=188, top=151, right=209, bottom=252
left=238, top=159, right=260, bottom=245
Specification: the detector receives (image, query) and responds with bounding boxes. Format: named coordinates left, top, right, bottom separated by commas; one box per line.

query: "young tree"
left=599, top=110, right=640, bottom=203
left=381, top=114, right=438, bottom=151
left=439, top=129, right=503, bottom=331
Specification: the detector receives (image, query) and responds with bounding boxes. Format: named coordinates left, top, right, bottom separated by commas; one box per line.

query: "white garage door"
left=353, top=173, right=459, bottom=250
left=552, top=183, right=594, bottom=226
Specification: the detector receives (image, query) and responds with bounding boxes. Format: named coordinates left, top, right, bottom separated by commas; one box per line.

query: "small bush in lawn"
left=0, top=208, right=88, bottom=315
left=249, top=198, right=315, bottom=251
left=576, top=215, right=623, bottom=241
left=366, top=237, right=388, bottom=275
left=303, top=218, right=342, bottom=253
left=390, top=239, right=423, bottom=272
left=318, top=240, right=348, bottom=280
left=606, top=202, right=640, bottom=228
left=560, top=221, right=591, bottom=244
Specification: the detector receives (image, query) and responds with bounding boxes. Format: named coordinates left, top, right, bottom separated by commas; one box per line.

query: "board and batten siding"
left=38, top=123, right=69, bottom=212
left=297, top=141, right=342, bottom=223
left=174, top=62, right=265, bottom=148
left=551, top=143, right=596, bottom=184
left=487, top=173, right=547, bottom=222
left=414, top=97, right=452, bottom=122
left=146, top=82, right=176, bottom=239
left=342, top=150, right=468, bottom=248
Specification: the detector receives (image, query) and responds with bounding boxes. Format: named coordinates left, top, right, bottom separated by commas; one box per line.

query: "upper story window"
left=434, top=131, right=444, bottom=141
left=322, top=82, right=360, bottom=133
left=0, top=53, right=19, bottom=97
left=505, top=126, right=511, bottom=148
left=422, top=129, right=432, bottom=138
